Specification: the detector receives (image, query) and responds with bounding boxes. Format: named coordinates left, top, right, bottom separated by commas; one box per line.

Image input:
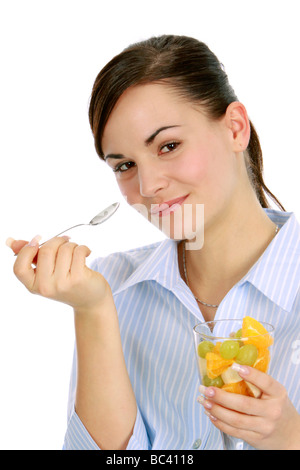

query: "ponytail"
left=247, top=121, right=285, bottom=210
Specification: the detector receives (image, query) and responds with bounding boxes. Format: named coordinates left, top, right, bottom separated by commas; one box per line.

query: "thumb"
left=232, top=364, right=282, bottom=398
left=6, top=238, right=29, bottom=255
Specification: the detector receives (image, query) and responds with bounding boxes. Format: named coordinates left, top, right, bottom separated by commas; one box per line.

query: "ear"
left=225, top=101, right=250, bottom=152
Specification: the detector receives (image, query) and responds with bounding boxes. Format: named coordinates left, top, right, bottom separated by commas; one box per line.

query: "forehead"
left=109, top=82, right=187, bottom=119
left=101, top=83, right=197, bottom=151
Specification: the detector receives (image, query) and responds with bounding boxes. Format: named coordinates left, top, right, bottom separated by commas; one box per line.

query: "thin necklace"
left=182, top=224, right=280, bottom=309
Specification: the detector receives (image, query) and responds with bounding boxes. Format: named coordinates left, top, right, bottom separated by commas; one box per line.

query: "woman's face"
left=102, top=83, right=244, bottom=241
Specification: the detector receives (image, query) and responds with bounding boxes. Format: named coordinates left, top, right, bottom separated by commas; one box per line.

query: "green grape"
left=197, top=341, right=214, bottom=358
left=219, top=340, right=240, bottom=359
left=235, top=344, right=258, bottom=366
left=211, top=376, right=224, bottom=388
left=202, top=375, right=224, bottom=388
left=203, top=375, right=212, bottom=387
left=234, top=329, right=244, bottom=346
left=235, top=328, right=243, bottom=339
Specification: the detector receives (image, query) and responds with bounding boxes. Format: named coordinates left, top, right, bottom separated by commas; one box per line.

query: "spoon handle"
left=14, top=223, right=86, bottom=256
left=38, top=223, right=87, bottom=247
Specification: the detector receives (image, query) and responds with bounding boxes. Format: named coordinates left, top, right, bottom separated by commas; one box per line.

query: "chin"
left=154, top=204, right=205, bottom=249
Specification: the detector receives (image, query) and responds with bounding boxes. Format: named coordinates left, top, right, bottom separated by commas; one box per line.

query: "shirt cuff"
left=62, top=406, right=150, bottom=450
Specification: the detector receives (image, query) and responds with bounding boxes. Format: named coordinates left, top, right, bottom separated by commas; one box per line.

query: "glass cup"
left=193, top=318, right=275, bottom=450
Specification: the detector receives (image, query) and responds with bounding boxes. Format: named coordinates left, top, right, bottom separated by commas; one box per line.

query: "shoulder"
left=91, top=240, right=163, bottom=271
left=265, top=209, right=300, bottom=246
left=89, top=241, right=165, bottom=291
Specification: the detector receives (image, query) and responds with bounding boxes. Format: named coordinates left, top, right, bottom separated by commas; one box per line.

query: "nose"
left=138, top=161, right=169, bottom=198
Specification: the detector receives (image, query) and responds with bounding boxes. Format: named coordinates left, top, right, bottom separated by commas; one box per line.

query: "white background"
left=0, top=0, right=299, bottom=449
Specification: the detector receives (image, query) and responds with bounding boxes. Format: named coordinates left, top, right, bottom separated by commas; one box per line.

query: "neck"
left=181, top=193, right=278, bottom=309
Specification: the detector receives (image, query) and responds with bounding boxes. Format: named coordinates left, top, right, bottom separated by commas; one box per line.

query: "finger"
left=199, top=395, right=263, bottom=432
left=13, top=235, right=42, bottom=291
left=205, top=410, right=261, bottom=444
left=35, top=236, right=71, bottom=280
left=200, top=384, right=264, bottom=416
left=7, top=237, right=39, bottom=265
left=6, top=238, right=28, bottom=255
left=55, top=241, right=79, bottom=277
left=232, top=364, right=284, bottom=398
left=70, top=245, right=91, bottom=274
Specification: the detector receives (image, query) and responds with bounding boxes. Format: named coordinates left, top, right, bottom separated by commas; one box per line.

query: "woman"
left=8, top=35, right=300, bottom=450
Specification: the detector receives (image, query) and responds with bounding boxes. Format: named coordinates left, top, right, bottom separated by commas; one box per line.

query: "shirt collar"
left=242, top=210, right=300, bottom=312
left=113, top=210, right=300, bottom=313
left=112, top=238, right=181, bottom=296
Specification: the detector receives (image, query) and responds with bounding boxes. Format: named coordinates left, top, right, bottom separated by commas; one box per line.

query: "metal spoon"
left=14, top=202, right=120, bottom=254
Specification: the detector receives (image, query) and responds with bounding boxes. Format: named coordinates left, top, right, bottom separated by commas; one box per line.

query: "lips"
left=150, top=195, right=189, bottom=217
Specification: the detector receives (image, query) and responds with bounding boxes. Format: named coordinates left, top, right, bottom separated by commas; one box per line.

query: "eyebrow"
left=104, top=153, right=124, bottom=162
left=104, top=125, right=181, bottom=161
left=144, top=125, right=181, bottom=146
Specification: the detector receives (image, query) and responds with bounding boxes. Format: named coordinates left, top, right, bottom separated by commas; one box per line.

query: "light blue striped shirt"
left=63, top=209, right=300, bottom=450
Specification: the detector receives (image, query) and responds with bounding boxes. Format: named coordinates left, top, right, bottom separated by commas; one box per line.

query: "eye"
left=159, top=141, right=180, bottom=154
left=113, top=161, right=136, bottom=173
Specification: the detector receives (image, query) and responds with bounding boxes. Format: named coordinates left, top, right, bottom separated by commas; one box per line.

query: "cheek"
left=116, top=176, right=140, bottom=206
left=176, top=151, right=211, bottom=185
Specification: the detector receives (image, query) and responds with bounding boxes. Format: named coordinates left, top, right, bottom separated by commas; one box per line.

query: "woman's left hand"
left=198, top=365, right=300, bottom=450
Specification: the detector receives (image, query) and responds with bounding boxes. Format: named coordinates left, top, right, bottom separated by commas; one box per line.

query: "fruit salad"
left=196, top=316, right=274, bottom=398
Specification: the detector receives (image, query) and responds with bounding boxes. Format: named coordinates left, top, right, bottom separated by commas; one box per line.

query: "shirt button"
left=192, top=438, right=202, bottom=449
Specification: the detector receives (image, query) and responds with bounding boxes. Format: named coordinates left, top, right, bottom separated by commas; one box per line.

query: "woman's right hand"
left=8, top=235, right=137, bottom=449
left=8, top=235, right=113, bottom=315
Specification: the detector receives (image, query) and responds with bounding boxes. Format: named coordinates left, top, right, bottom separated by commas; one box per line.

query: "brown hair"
left=89, top=35, right=285, bottom=210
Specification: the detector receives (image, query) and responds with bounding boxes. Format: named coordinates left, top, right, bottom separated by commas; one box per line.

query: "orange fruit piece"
left=253, top=348, right=270, bottom=373
left=212, top=341, right=222, bottom=354
left=242, top=316, right=274, bottom=350
left=206, top=352, right=233, bottom=379
left=222, top=380, right=250, bottom=396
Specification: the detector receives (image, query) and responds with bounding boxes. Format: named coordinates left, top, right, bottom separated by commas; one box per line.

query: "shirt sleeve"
left=62, top=406, right=150, bottom=450
left=62, top=255, right=151, bottom=450
left=62, top=346, right=150, bottom=450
